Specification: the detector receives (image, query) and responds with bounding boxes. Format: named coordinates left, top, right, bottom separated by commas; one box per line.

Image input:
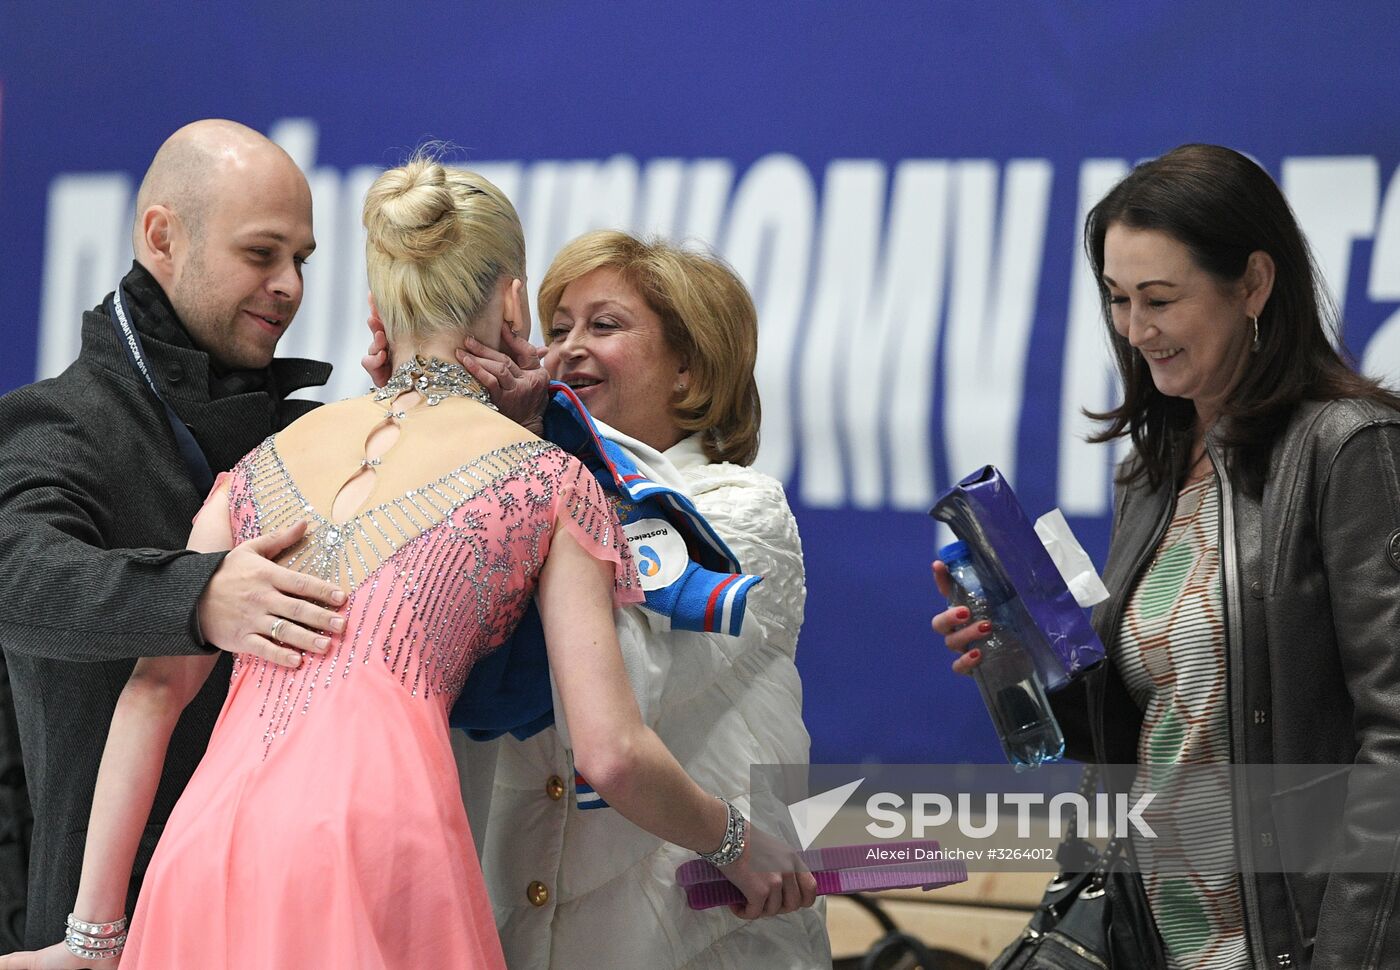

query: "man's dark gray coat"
left=0, top=264, right=329, bottom=948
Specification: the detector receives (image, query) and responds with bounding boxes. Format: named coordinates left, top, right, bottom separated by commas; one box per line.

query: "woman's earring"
left=1250, top=314, right=1260, bottom=352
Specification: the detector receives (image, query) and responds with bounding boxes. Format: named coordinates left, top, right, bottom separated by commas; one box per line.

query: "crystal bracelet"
left=65, top=913, right=127, bottom=938
left=65, top=933, right=127, bottom=960
left=65, top=912, right=128, bottom=960
left=697, top=797, right=747, bottom=868
left=67, top=932, right=125, bottom=949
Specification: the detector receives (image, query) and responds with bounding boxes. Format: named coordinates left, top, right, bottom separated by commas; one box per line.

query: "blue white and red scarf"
left=450, top=385, right=762, bottom=806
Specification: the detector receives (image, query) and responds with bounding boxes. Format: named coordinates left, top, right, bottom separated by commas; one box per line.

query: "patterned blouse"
left=1115, top=473, right=1250, bottom=970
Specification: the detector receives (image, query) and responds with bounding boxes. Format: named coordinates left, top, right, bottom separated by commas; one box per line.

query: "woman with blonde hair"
left=1, top=168, right=811, bottom=970
left=447, top=229, right=830, bottom=968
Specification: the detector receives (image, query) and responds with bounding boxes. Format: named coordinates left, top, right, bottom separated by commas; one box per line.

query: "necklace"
left=372, top=355, right=497, bottom=410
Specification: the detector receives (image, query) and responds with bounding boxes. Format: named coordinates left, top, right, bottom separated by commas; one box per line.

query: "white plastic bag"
left=1034, top=508, right=1109, bottom=608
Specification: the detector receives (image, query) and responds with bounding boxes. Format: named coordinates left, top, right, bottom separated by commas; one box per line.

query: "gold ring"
left=270, top=618, right=287, bottom=642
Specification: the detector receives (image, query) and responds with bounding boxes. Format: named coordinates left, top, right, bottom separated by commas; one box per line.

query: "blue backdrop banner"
left=3, top=1, right=1398, bottom=763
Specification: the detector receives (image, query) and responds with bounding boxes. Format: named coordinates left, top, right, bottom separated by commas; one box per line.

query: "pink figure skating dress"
left=121, top=428, right=639, bottom=969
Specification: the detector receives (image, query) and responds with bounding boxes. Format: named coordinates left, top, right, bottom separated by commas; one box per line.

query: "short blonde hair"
left=363, top=156, right=524, bottom=344
left=539, top=230, right=761, bottom=466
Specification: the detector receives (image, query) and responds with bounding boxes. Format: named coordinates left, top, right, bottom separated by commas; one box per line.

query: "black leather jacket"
left=1054, top=397, right=1400, bottom=970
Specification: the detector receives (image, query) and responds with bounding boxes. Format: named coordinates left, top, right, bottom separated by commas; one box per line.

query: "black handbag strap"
left=1075, top=763, right=1099, bottom=820
left=1076, top=763, right=1143, bottom=890
left=1057, top=763, right=1137, bottom=883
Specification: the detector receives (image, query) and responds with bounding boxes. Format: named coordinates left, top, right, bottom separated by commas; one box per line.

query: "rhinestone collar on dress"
left=372, top=355, right=497, bottom=410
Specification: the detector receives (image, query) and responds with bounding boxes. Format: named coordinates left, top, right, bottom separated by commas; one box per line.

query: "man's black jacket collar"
left=79, top=261, right=331, bottom=473
left=105, top=261, right=332, bottom=402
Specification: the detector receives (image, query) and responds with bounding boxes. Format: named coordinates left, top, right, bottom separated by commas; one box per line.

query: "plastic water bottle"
left=939, top=540, right=1065, bottom=770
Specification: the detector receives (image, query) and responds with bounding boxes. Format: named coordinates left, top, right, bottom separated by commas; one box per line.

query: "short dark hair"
left=1084, top=143, right=1400, bottom=494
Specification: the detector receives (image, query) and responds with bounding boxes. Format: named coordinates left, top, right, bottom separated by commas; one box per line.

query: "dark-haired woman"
left=933, top=143, right=1400, bottom=970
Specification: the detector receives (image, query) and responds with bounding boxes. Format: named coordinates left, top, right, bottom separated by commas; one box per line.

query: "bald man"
left=0, top=120, right=347, bottom=949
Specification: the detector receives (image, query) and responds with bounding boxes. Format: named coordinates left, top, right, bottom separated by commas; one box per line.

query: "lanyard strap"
left=104, top=286, right=215, bottom=494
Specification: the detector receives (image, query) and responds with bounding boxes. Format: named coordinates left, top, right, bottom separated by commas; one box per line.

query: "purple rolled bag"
left=930, top=465, right=1105, bottom=691
left=676, top=840, right=969, bottom=910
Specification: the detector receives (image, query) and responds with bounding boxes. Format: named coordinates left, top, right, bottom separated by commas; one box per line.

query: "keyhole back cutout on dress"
left=261, top=356, right=540, bottom=589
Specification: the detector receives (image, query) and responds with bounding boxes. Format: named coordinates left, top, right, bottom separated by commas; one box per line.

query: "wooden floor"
left=825, top=870, right=1049, bottom=966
